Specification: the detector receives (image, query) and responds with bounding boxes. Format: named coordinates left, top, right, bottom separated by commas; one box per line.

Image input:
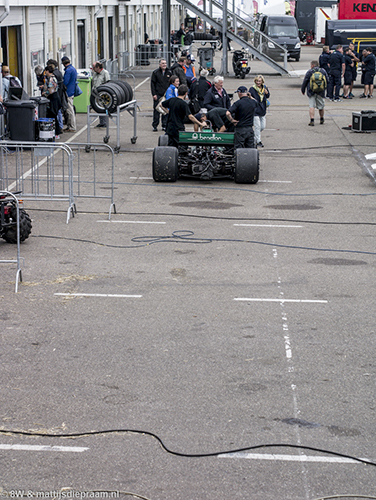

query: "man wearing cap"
left=184, top=55, right=196, bottom=87
left=228, top=86, right=257, bottom=149
left=61, top=56, right=78, bottom=132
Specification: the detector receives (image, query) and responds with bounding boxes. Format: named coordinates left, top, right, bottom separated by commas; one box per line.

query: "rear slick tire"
left=153, top=146, right=178, bottom=182
left=234, top=148, right=259, bottom=184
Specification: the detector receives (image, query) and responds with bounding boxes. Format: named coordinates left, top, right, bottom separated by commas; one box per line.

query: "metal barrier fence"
left=0, top=190, right=23, bottom=292
left=0, top=141, right=116, bottom=223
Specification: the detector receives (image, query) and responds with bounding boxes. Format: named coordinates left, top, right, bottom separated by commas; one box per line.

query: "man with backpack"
left=301, top=60, right=328, bottom=126
left=1, top=66, right=22, bottom=99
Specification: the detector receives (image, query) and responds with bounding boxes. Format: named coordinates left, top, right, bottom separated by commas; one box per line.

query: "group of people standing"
left=35, top=56, right=78, bottom=139
left=301, top=44, right=376, bottom=126
left=34, top=58, right=111, bottom=139
left=151, top=57, right=270, bottom=149
left=319, top=43, right=375, bottom=101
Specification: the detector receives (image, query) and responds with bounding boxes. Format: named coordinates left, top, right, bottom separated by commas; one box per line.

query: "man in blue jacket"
left=61, top=56, right=77, bottom=132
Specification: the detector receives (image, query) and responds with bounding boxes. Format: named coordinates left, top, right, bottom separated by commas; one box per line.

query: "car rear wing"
left=179, top=131, right=235, bottom=145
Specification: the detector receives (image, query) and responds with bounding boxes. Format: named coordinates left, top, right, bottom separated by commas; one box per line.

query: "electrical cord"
left=312, top=496, right=376, bottom=500
left=33, top=230, right=376, bottom=256
left=0, top=427, right=375, bottom=467
left=27, top=208, right=376, bottom=226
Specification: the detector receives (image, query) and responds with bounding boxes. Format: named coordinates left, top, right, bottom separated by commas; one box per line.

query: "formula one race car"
left=152, top=131, right=259, bottom=183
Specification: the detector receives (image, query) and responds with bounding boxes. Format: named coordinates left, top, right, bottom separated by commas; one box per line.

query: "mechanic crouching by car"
left=194, top=107, right=235, bottom=132
left=227, top=86, right=257, bottom=149
left=161, top=84, right=204, bottom=148
left=203, top=75, right=231, bottom=110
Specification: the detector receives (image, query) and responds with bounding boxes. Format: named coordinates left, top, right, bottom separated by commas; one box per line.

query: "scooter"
left=232, top=50, right=250, bottom=79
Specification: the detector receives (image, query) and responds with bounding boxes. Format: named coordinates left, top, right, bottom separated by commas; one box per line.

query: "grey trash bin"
left=30, top=96, right=50, bottom=119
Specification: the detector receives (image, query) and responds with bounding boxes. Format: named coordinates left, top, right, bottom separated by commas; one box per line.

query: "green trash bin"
left=74, top=77, right=92, bottom=113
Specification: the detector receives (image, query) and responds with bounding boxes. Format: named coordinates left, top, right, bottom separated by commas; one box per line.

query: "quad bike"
left=0, top=192, right=32, bottom=244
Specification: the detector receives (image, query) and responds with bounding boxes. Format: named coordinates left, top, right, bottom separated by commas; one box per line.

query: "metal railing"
left=0, top=141, right=116, bottom=223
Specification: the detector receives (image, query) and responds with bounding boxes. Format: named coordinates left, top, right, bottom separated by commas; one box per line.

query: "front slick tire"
left=153, top=146, right=178, bottom=182
left=234, top=148, right=259, bottom=184
left=2, top=208, right=32, bottom=244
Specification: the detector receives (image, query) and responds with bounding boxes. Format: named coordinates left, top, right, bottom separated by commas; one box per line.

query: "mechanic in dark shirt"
left=360, top=47, right=376, bottom=98
left=319, top=46, right=331, bottom=74
left=327, top=44, right=345, bottom=101
left=203, top=75, right=231, bottom=110
left=193, top=107, right=235, bottom=132
left=342, top=47, right=354, bottom=99
left=161, top=84, right=204, bottom=148
left=348, top=42, right=360, bottom=97
left=228, top=85, right=257, bottom=149
left=151, top=58, right=172, bottom=131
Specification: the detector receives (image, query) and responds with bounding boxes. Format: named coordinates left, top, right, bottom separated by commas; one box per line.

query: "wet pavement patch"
left=171, top=201, right=243, bottom=210
left=309, top=258, right=368, bottom=266
left=327, top=425, right=361, bottom=437
left=265, top=204, right=322, bottom=211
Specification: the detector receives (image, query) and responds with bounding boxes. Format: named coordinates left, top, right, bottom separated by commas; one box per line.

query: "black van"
left=256, top=15, right=301, bottom=61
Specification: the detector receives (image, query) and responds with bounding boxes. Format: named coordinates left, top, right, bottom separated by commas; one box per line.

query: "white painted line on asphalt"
left=54, top=293, right=142, bottom=298
left=372, top=163, right=376, bottom=169
left=0, top=444, right=89, bottom=453
left=259, top=180, right=292, bottom=183
left=218, top=452, right=360, bottom=463
left=234, top=298, right=328, bottom=304
left=135, top=77, right=150, bottom=90
left=365, top=152, right=376, bottom=160
left=233, top=224, right=303, bottom=228
left=65, top=125, right=88, bottom=143
left=97, top=220, right=166, bottom=224
left=130, top=176, right=153, bottom=179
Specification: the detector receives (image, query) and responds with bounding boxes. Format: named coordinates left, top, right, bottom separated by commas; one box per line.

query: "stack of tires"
left=193, top=32, right=215, bottom=41
left=90, top=80, right=134, bottom=114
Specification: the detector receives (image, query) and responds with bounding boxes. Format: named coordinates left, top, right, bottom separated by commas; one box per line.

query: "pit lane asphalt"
left=1, top=45, right=376, bottom=500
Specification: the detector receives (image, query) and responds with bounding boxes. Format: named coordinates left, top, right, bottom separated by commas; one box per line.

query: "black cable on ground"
left=27, top=208, right=376, bottom=226
left=0, top=428, right=374, bottom=467
left=33, top=230, right=376, bottom=256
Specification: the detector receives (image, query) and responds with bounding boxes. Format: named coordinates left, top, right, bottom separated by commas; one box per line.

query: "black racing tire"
left=2, top=208, right=32, bottom=244
left=158, top=134, right=169, bottom=146
left=121, top=81, right=134, bottom=101
left=153, top=146, right=178, bottom=182
left=234, top=148, right=259, bottom=184
left=194, top=32, right=208, bottom=40
left=106, top=81, right=126, bottom=104
left=241, top=73, right=246, bottom=79
left=90, top=84, right=121, bottom=114
left=295, top=56, right=300, bottom=62
left=111, top=80, right=133, bottom=102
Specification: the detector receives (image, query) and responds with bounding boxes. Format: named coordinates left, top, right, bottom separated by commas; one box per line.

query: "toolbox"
left=352, top=110, right=376, bottom=132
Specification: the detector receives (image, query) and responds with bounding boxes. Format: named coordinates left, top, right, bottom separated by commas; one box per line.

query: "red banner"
left=339, top=0, right=376, bottom=19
